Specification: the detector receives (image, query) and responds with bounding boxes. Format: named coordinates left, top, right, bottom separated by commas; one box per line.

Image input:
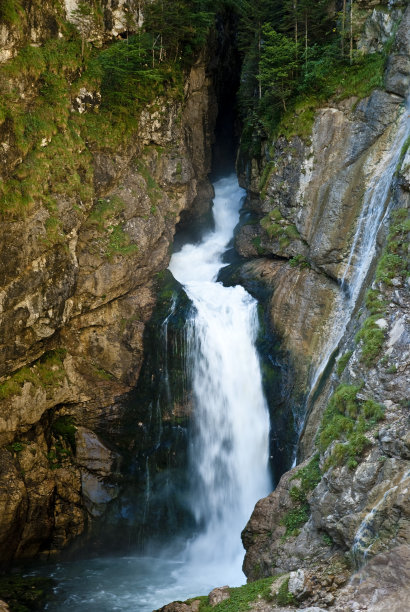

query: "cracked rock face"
left=237, top=7, right=409, bottom=609
left=0, top=43, right=217, bottom=562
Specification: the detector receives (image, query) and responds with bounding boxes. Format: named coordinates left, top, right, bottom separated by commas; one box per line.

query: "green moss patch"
left=336, top=350, right=353, bottom=377
left=318, top=384, right=385, bottom=469
left=355, top=316, right=386, bottom=366
left=289, top=254, right=310, bottom=269
left=51, top=415, right=77, bottom=449
left=276, top=577, right=295, bottom=606
left=0, top=349, right=67, bottom=401
left=375, top=208, right=409, bottom=285
left=281, top=453, right=321, bottom=537
left=0, top=574, right=54, bottom=612
left=260, top=209, right=300, bottom=248
left=192, top=577, right=276, bottom=612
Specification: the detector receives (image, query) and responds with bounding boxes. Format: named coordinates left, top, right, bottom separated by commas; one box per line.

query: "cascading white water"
left=169, top=174, right=271, bottom=587
left=40, top=175, right=271, bottom=611
left=307, top=97, right=410, bottom=397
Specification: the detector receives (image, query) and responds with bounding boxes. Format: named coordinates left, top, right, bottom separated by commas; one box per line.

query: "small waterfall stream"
left=40, top=175, right=271, bottom=611
left=307, top=97, right=410, bottom=399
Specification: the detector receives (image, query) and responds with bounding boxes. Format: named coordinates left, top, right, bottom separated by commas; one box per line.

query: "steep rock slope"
left=0, top=1, right=217, bottom=563
left=236, top=4, right=410, bottom=608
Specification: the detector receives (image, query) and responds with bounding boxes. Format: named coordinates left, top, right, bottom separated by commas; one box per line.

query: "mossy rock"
left=0, top=575, right=55, bottom=612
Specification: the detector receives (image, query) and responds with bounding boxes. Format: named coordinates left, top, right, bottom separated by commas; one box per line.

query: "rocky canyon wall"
left=235, top=3, right=410, bottom=608
left=159, top=4, right=409, bottom=611
left=0, top=0, right=218, bottom=564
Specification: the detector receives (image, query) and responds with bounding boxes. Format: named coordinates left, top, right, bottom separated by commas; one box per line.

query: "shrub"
left=355, top=316, right=385, bottom=365
left=318, top=384, right=385, bottom=469
left=276, top=578, right=295, bottom=606
left=336, top=350, right=353, bottom=376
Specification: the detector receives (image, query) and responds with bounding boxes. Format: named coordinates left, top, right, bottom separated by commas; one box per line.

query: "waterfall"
left=38, top=175, right=271, bottom=612
left=307, top=97, right=410, bottom=398
left=169, top=174, right=272, bottom=587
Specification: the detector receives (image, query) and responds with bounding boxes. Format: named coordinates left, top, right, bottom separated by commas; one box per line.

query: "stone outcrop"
left=0, top=0, right=143, bottom=64
left=236, top=5, right=410, bottom=400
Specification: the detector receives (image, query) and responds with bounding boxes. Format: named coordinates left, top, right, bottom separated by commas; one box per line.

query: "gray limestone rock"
left=208, top=586, right=230, bottom=606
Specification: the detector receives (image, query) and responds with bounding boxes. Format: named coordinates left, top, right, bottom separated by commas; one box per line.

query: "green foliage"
left=375, top=253, right=404, bottom=284
left=378, top=210, right=408, bottom=280
left=237, top=0, right=389, bottom=147
left=281, top=504, right=310, bottom=536
left=259, top=25, right=299, bottom=112
left=93, top=366, right=114, bottom=380
left=107, top=224, right=139, bottom=259
left=195, top=576, right=275, bottom=611
left=137, top=162, right=163, bottom=204
left=0, top=378, right=21, bottom=400
left=47, top=443, right=72, bottom=470
left=0, top=350, right=67, bottom=401
left=276, top=578, right=295, bottom=606
left=292, top=453, right=322, bottom=491
left=365, top=289, right=387, bottom=315
left=322, top=533, right=333, bottom=546
left=97, top=32, right=168, bottom=111
left=252, top=236, right=265, bottom=255
left=260, top=209, right=300, bottom=247
left=87, top=196, right=125, bottom=230
left=0, top=0, right=215, bottom=217
left=289, top=254, right=310, bottom=269
left=318, top=384, right=385, bottom=469
left=86, top=195, right=138, bottom=259
left=375, top=208, right=409, bottom=285
left=362, top=399, right=385, bottom=424
left=0, top=0, right=23, bottom=26
left=353, top=208, right=408, bottom=366
left=145, top=0, right=215, bottom=64
left=7, top=441, right=24, bottom=453
left=283, top=454, right=321, bottom=536
left=355, top=315, right=386, bottom=366
left=259, top=161, right=277, bottom=193
left=51, top=416, right=77, bottom=449
left=0, top=36, right=94, bottom=218
left=336, top=350, right=353, bottom=377
left=397, top=135, right=410, bottom=172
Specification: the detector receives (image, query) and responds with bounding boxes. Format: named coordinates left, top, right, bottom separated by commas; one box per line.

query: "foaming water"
left=39, top=175, right=271, bottom=611
left=170, top=174, right=271, bottom=587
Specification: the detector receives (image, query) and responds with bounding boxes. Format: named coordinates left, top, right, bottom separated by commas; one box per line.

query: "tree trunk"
left=305, top=11, right=308, bottom=70
left=294, top=0, right=298, bottom=60
left=341, top=0, right=346, bottom=57
left=350, top=0, right=353, bottom=64
left=258, top=23, right=262, bottom=99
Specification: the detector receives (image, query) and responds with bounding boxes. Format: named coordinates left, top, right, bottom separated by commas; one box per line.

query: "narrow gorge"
left=0, top=1, right=409, bottom=611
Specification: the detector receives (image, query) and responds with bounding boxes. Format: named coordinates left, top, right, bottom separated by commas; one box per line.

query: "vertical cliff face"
left=237, top=5, right=410, bottom=605
left=0, top=1, right=218, bottom=563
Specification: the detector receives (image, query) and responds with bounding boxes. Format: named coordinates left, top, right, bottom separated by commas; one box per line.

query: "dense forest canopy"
left=0, top=0, right=390, bottom=216
left=89, top=0, right=387, bottom=153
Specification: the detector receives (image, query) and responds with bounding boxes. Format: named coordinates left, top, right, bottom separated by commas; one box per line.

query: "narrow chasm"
left=16, top=11, right=295, bottom=611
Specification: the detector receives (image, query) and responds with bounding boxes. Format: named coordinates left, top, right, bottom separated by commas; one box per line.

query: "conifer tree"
left=259, top=24, right=298, bottom=112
